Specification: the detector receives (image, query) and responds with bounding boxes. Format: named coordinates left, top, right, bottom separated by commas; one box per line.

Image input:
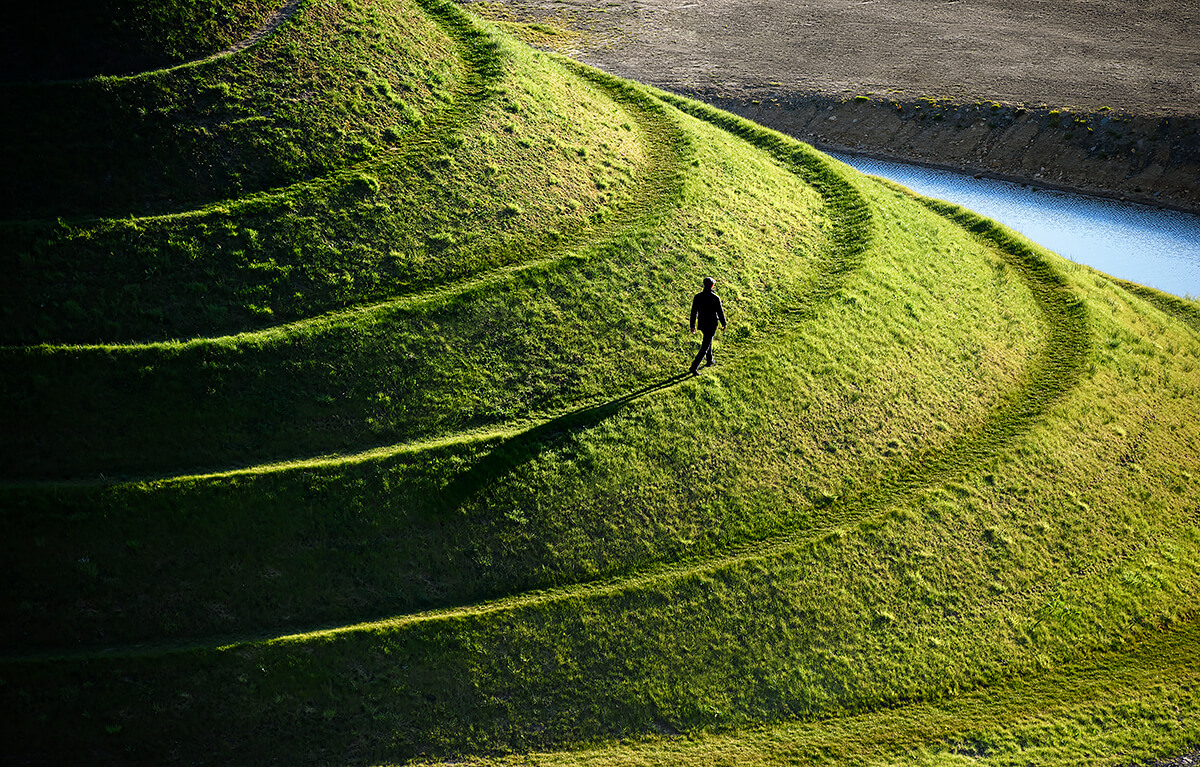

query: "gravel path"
left=202, top=0, right=305, bottom=63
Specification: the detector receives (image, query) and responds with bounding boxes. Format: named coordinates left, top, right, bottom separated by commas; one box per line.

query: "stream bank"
left=678, top=88, right=1200, bottom=214
left=829, top=151, right=1200, bottom=298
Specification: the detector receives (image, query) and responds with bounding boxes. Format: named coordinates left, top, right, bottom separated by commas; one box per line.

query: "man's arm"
left=717, top=296, right=727, bottom=329
left=690, top=294, right=699, bottom=332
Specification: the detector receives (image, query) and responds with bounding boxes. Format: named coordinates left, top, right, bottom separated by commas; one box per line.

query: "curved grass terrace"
left=2, top=0, right=458, bottom=220
left=0, top=0, right=1198, bottom=764
left=0, top=0, right=642, bottom=344
left=1, top=0, right=287, bottom=82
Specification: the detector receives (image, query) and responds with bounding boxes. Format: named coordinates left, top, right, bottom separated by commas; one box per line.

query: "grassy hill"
left=1, top=0, right=285, bottom=82
left=1, top=0, right=1198, bottom=764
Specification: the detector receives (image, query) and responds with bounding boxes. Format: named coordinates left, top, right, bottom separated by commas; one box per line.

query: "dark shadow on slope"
left=440, top=372, right=692, bottom=511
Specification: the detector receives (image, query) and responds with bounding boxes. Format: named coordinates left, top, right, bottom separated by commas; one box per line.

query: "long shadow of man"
left=441, top=373, right=690, bottom=511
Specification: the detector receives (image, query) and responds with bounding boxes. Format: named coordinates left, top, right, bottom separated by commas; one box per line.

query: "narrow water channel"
left=829, top=152, right=1200, bottom=300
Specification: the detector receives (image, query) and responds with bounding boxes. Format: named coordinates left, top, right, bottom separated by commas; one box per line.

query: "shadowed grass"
left=1, top=0, right=284, bottom=81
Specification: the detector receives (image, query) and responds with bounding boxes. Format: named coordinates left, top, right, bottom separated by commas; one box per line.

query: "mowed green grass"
left=1, top=0, right=1198, bottom=764
left=402, top=618, right=1200, bottom=766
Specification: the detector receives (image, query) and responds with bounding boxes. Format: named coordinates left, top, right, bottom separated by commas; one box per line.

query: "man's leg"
left=690, top=329, right=714, bottom=373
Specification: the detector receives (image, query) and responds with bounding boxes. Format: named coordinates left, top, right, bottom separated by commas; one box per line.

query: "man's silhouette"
left=689, top=276, right=727, bottom=375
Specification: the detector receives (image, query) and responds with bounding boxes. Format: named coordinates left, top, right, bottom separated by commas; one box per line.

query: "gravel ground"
left=475, top=0, right=1200, bottom=114
left=1151, top=750, right=1200, bottom=767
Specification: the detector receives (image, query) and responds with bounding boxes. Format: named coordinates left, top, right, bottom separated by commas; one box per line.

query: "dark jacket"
left=690, top=289, right=726, bottom=332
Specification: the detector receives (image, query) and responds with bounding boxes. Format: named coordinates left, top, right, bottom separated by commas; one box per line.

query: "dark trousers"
left=690, top=327, right=716, bottom=371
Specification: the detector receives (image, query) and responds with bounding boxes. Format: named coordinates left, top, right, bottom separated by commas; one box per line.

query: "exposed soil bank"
left=469, top=0, right=1200, bottom=212
left=687, top=89, right=1200, bottom=212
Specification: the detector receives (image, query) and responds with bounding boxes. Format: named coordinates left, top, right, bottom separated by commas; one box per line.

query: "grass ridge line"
left=5, top=0, right=310, bottom=88
left=414, top=616, right=1200, bottom=766
left=0, top=43, right=695, bottom=486
left=5, top=102, right=1089, bottom=664
left=652, top=89, right=874, bottom=299
left=0, top=0, right=494, bottom=232
left=201, top=0, right=307, bottom=64
left=1111, top=277, right=1200, bottom=336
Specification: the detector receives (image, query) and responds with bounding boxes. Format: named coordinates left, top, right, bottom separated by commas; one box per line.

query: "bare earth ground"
left=482, top=0, right=1200, bottom=113
left=469, top=0, right=1200, bottom=210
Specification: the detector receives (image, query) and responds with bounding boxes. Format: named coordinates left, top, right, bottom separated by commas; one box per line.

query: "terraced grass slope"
left=1, top=0, right=285, bottom=81
left=1, top=0, right=1198, bottom=764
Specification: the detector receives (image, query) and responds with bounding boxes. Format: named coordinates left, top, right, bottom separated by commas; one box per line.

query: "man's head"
left=703, top=276, right=715, bottom=290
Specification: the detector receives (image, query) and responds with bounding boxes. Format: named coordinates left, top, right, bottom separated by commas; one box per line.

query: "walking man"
left=689, top=276, right=727, bottom=375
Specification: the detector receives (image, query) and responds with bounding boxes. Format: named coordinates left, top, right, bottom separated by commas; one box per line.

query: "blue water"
left=829, top=152, right=1200, bottom=299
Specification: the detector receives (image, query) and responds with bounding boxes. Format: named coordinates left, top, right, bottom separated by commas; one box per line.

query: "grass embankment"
left=1, top=0, right=283, bottom=81
left=1, top=0, right=444, bottom=220
left=1, top=0, right=1198, bottom=764
left=408, top=619, right=1200, bottom=766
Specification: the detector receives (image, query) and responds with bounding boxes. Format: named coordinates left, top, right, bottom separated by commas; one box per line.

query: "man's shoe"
left=704, top=359, right=714, bottom=367
left=689, top=368, right=699, bottom=376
